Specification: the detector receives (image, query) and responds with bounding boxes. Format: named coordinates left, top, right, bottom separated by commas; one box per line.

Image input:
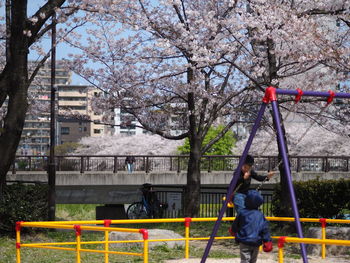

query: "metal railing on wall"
left=154, top=186, right=273, bottom=218
left=10, top=155, right=350, bottom=174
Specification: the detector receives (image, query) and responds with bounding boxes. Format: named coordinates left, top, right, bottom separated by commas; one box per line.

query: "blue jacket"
left=231, top=190, right=272, bottom=246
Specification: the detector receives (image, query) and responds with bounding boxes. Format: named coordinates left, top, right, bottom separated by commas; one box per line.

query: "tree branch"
left=201, top=120, right=236, bottom=155
left=27, top=0, right=67, bottom=46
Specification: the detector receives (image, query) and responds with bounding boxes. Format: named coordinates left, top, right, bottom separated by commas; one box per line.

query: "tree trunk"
left=184, top=137, right=202, bottom=217
left=183, top=90, right=202, bottom=217
left=0, top=0, right=29, bottom=198
left=5, top=0, right=11, bottom=63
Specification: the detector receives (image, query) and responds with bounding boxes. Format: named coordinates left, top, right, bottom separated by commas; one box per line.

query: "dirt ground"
left=164, top=241, right=350, bottom=263
left=165, top=254, right=350, bottom=263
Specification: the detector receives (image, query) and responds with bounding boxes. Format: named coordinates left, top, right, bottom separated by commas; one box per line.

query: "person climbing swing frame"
left=201, top=87, right=350, bottom=263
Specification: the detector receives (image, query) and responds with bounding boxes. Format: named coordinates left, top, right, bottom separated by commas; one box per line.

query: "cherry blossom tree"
left=234, top=120, right=350, bottom=156
left=0, top=0, right=83, bottom=197
left=75, top=133, right=183, bottom=155
left=66, top=0, right=350, bottom=216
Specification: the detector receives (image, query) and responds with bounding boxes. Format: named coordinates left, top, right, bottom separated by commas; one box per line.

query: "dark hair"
left=244, top=154, right=254, bottom=165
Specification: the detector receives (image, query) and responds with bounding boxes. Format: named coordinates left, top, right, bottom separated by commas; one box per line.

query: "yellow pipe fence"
left=15, top=220, right=149, bottom=263
left=15, top=216, right=350, bottom=263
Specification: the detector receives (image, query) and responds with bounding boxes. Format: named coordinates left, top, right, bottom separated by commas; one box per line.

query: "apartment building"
left=57, top=85, right=111, bottom=144
left=113, top=107, right=145, bottom=135
left=18, top=62, right=113, bottom=155
left=18, top=62, right=72, bottom=155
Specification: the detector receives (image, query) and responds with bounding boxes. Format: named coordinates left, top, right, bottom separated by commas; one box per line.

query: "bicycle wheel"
left=127, top=202, right=148, bottom=219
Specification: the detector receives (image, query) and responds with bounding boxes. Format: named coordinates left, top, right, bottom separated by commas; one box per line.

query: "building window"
left=94, top=129, right=101, bottom=134
left=61, top=127, right=70, bottom=135
left=79, top=127, right=82, bottom=132
left=59, top=106, right=86, bottom=111
left=83, top=127, right=87, bottom=132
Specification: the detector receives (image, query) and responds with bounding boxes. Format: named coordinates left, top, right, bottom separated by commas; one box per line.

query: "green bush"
left=178, top=125, right=236, bottom=156
left=0, top=183, right=48, bottom=233
left=272, top=179, right=350, bottom=219
left=17, top=160, right=28, bottom=170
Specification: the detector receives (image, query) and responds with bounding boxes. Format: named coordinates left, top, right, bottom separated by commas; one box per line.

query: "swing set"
left=201, top=86, right=350, bottom=263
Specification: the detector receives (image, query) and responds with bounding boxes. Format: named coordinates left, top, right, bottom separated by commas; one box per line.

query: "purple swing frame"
left=201, top=87, right=350, bottom=263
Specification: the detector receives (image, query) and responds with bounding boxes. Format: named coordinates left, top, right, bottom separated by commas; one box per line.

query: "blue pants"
left=127, top=163, right=134, bottom=173
left=233, top=193, right=246, bottom=215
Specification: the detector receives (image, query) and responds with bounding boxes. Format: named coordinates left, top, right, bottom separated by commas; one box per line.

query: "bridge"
left=7, top=154, right=350, bottom=204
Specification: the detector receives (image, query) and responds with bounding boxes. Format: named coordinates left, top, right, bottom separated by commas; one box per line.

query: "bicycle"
left=127, top=183, right=168, bottom=219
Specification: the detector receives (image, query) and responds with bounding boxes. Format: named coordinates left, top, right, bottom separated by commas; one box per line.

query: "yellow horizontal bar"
left=78, top=226, right=140, bottom=233
left=20, top=236, right=237, bottom=249
left=191, top=217, right=235, bottom=222
left=21, top=223, right=75, bottom=230
left=23, top=242, right=77, bottom=247
left=22, top=236, right=349, bottom=249
left=323, top=219, right=350, bottom=224
left=78, top=248, right=142, bottom=256
left=282, top=237, right=350, bottom=246
left=21, top=244, right=143, bottom=257
left=266, top=217, right=350, bottom=224
left=21, top=221, right=106, bottom=225
left=21, top=217, right=350, bottom=227
left=28, top=218, right=186, bottom=225
left=21, top=223, right=140, bottom=233
left=21, top=245, right=76, bottom=251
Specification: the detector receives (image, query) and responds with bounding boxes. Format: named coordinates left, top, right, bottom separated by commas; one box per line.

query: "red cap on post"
left=262, top=86, right=277, bottom=103
left=16, top=221, right=24, bottom=232
left=295, top=88, right=303, bottom=103
left=74, top=225, right=82, bottom=237
left=104, top=219, right=112, bottom=228
left=327, top=90, right=335, bottom=105
left=139, top=229, right=148, bottom=240
left=184, top=217, right=192, bottom=228
left=278, top=236, right=287, bottom=249
left=319, top=218, right=327, bottom=228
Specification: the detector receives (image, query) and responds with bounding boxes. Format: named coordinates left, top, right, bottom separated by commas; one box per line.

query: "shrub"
left=272, top=179, right=350, bottom=219
left=0, top=183, right=48, bottom=233
left=178, top=125, right=236, bottom=156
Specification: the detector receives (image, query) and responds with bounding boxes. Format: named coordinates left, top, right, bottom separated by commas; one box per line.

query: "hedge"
left=272, top=179, right=350, bottom=219
left=0, top=183, right=48, bottom=233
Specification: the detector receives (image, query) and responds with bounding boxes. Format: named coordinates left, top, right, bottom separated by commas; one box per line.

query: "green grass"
left=56, top=204, right=99, bottom=221
left=4, top=203, right=337, bottom=262
left=0, top=204, right=240, bottom=262
left=285, top=253, right=302, bottom=259
left=0, top=230, right=239, bottom=263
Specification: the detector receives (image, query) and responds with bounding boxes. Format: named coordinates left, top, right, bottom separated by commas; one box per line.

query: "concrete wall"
left=7, top=171, right=350, bottom=204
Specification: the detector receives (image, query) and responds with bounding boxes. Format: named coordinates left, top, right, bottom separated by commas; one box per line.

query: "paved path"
left=165, top=254, right=350, bottom=263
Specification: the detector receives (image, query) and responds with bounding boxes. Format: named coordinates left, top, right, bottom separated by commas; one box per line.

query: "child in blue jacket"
left=230, top=190, right=273, bottom=263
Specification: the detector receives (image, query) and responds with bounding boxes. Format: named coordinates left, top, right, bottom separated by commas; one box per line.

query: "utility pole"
left=48, top=11, right=57, bottom=221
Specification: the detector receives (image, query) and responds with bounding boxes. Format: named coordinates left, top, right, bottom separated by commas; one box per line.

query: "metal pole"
left=201, top=102, right=268, bottom=263
left=276, top=88, right=350, bottom=99
left=48, top=11, right=56, bottom=221
left=271, top=100, right=308, bottom=263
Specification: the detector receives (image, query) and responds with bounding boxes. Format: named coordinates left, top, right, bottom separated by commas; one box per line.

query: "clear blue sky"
left=26, top=0, right=88, bottom=84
